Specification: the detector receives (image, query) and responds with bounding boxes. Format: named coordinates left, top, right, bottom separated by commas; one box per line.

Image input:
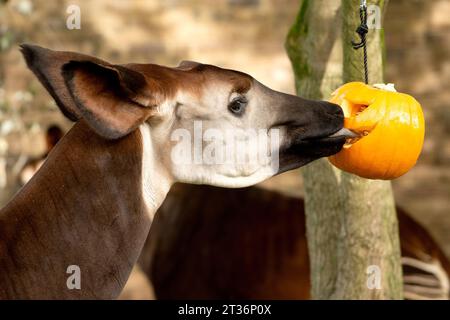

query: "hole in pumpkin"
left=341, top=100, right=368, bottom=118
left=340, top=99, right=367, bottom=118
left=340, top=99, right=371, bottom=149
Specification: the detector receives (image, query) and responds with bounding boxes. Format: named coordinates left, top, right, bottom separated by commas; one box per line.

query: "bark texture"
left=285, top=0, right=403, bottom=299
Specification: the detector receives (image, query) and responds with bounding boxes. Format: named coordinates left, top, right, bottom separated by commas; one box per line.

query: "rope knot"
left=352, top=23, right=368, bottom=49
left=351, top=3, right=369, bottom=83
left=356, top=23, right=368, bottom=36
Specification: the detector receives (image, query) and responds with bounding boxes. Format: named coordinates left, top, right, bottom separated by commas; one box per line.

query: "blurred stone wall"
left=0, top=0, right=449, bottom=254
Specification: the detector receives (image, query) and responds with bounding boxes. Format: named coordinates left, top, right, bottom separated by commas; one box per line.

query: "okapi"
left=0, top=45, right=351, bottom=299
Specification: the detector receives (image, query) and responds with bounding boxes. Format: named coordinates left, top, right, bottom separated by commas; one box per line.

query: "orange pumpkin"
left=328, top=82, right=425, bottom=180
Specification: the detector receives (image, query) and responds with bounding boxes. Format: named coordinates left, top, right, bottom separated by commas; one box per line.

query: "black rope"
left=351, top=2, right=369, bottom=84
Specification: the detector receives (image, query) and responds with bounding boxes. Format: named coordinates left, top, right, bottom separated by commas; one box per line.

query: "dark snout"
left=274, top=96, right=344, bottom=141
left=275, top=96, right=347, bottom=174
left=298, top=100, right=344, bottom=140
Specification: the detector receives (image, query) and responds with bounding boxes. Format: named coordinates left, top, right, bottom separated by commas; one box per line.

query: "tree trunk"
left=285, top=0, right=403, bottom=299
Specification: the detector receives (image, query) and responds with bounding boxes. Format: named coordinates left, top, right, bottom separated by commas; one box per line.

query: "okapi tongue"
left=329, top=128, right=360, bottom=139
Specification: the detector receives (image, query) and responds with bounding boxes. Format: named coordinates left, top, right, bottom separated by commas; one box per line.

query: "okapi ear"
left=61, top=60, right=155, bottom=139
left=20, top=44, right=109, bottom=121
left=21, top=44, right=156, bottom=139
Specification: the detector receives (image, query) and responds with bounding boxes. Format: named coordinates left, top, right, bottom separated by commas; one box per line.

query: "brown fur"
left=142, top=184, right=450, bottom=299
left=0, top=121, right=150, bottom=299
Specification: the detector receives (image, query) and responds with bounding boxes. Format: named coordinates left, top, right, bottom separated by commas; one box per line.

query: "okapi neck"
left=0, top=120, right=153, bottom=299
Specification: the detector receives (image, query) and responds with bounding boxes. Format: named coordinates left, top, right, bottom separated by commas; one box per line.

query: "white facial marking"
left=150, top=79, right=285, bottom=189
left=169, top=120, right=280, bottom=188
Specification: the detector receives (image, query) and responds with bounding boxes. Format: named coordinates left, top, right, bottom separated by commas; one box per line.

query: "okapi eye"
left=228, top=97, right=247, bottom=116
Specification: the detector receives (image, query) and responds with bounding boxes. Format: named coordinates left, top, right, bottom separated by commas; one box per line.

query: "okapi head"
left=21, top=44, right=347, bottom=189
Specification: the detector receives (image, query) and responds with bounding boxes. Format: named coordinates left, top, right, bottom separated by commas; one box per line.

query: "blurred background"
left=0, top=0, right=449, bottom=281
